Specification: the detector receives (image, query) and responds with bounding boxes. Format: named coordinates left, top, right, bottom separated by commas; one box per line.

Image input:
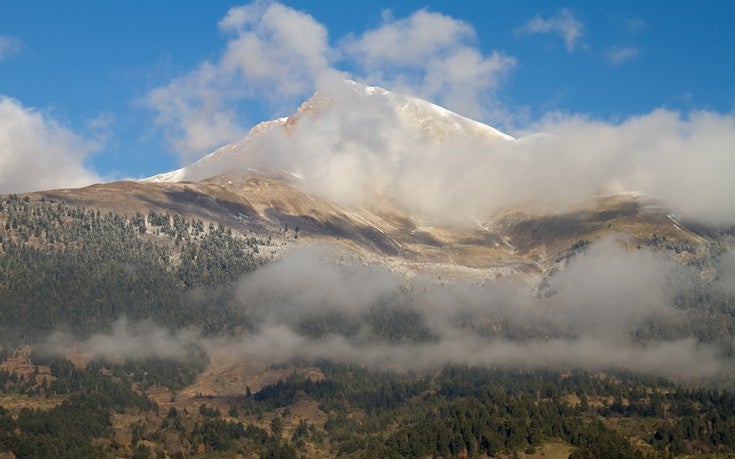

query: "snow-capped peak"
left=340, top=80, right=514, bottom=143
left=145, top=80, right=514, bottom=183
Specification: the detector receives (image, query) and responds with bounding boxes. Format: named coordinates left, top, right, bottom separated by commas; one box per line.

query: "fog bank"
left=43, top=241, right=735, bottom=383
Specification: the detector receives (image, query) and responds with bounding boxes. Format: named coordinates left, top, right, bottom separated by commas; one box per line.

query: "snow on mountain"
left=343, top=80, right=514, bottom=143
left=145, top=80, right=514, bottom=183
left=145, top=117, right=290, bottom=183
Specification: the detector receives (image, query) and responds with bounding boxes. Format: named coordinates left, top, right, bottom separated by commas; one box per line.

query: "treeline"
left=0, top=196, right=268, bottom=343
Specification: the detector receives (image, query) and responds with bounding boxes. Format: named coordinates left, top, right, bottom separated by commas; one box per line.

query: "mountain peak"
left=146, top=81, right=514, bottom=184
left=343, top=79, right=514, bottom=142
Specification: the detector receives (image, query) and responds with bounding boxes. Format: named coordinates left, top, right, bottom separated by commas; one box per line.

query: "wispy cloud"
left=0, top=96, right=100, bottom=193
left=625, top=18, right=648, bottom=34
left=606, top=46, right=641, bottom=65
left=0, top=35, right=23, bottom=60
left=518, top=9, right=585, bottom=52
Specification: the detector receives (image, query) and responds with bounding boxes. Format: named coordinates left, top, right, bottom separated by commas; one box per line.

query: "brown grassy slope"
left=23, top=175, right=712, bottom=281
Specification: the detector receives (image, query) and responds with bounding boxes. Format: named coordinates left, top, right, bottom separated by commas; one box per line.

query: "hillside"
left=26, top=175, right=713, bottom=287
left=1, top=191, right=734, bottom=457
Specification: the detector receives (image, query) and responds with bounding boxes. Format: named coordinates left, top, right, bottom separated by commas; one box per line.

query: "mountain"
left=26, top=80, right=712, bottom=284
left=146, top=80, right=514, bottom=183
left=4, top=83, right=735, bottom=459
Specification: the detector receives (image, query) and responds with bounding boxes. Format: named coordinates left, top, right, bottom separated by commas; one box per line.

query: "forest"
left=1, top=195, right=735, bottom=457
left=2, top=352, right=735, bottom=457
left=0, top=195, right=266, bottom=343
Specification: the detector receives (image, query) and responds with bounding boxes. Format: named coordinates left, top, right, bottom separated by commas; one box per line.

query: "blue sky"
left=1, top=1, right=734, bottom=193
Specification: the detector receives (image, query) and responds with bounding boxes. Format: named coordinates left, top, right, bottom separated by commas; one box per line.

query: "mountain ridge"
left=13, top=81, right=721, bottom=285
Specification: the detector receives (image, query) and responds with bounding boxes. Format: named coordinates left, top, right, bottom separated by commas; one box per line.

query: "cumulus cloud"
left=218, top=1, right=340, bottom=99
left=145, top=2, right=735, bottom=228
left=146, top=63, right=247, bottom=163
left=0, top=35, right=22, bottom=60
left=531, top=109, right=735, bottom=225
left=606, top=46, right=641, bottom=65
left=0, top=96, right=100, bottom=193
left=146, top=3, right=515, bottom=161
left=145, top=1, right=343, bottom=162
left=518, top=9, right=585, bottom=52
left=342, top=9, right=515, bottom=120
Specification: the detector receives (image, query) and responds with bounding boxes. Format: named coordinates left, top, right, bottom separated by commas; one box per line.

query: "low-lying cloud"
left=43, top=318, right=201, bottom=362
left=44, top=241, right=735, bottom=383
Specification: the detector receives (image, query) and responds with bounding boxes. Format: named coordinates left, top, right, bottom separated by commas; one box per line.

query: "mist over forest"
left=41, top=239, right=735, bottom=384
left=3, top=192, right=735, bottom=458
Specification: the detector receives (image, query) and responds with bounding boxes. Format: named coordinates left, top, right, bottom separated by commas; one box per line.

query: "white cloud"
left=606, top=46, right=641, bottom=65
left=37, top=239, right=735, bottom=382
left=518, top=9, right=584, bottom=52
left=527, top=109, right=735, bottom=225
left=625, top=18, right=648, bottom=34
left=146, top=62, right=246, bottom=163
left=343, top=9, right=515, bottom=121
left=44, top=317, right=201, bottom=361
left=146, top=2, right=735, bottom=228
left=219, top=2, right=340, bottom=98
left=343, top=9, right=475, bottom=67
left=0, top=35, right=22, bottom=60
left=0, top=96, right=100, bottom=194
left=147, top=4, right=518, bottom=162
left=145, top=1, right=342, bottom=163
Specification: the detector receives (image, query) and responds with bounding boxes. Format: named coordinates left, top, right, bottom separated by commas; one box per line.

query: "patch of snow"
left=410, top=226, right=434, bottom=234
